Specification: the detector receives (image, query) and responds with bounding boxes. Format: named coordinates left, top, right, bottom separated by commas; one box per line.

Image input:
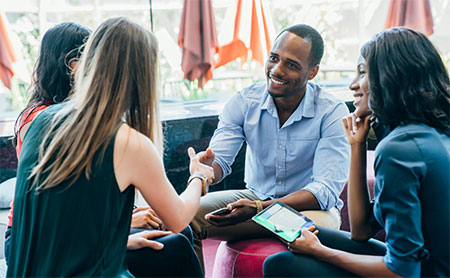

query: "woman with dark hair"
left=5, top=22, right=91, bottom=264
left=13, top=22, right=91, bottom=156
left=263, top=27, right=449, bottom=277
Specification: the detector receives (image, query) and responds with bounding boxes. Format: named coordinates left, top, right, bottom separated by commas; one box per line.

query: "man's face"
left=265, top=31, right=318, bottom=100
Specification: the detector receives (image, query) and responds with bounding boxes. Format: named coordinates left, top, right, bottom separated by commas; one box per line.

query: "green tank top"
left=7, top=104, right=135, bottom=277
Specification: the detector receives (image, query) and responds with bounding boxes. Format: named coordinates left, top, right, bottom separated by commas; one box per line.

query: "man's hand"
left=205, top=199, right=258, bottom=227
left=197, top=147, right=215, bottom=166
left=193, top=147, right=224, bottom=184
left=127, top=230, right=172, bottom=251
left=131, top=207, right=165, bottom=230
left=188, top=147, right=215, bottom=186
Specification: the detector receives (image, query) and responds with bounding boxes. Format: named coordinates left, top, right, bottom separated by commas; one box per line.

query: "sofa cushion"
left=212, top=238, right=287, bottom=278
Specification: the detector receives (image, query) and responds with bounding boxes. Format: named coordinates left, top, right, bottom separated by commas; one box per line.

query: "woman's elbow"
left=164, top=217, right=190, bottom=234
left=350, top=233, right=371, bottom=242
left=165, top=223, right=186, bottom=234
left=349, top=222, right=373, bottom=241
left=350, top=230, right=372, bottom=241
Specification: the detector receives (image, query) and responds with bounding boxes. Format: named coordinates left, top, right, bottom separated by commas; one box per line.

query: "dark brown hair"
left=362, top=27, right=450, bottom=135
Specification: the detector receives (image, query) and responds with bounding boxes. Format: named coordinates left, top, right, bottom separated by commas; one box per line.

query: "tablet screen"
left=252, top=201, right=314, bottom=242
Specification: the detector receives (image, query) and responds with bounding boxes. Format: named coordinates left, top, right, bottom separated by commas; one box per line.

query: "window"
left=1, top=0, right=449, bottom=134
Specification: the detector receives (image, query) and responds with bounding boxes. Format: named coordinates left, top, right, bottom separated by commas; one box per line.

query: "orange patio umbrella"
left=385, top=0, right=434, bottom=36
left=178, top=0, right=219, bottom=89
left=216, top=0, right=275, bottom=68
left=0, top=12, right=16, bottom=89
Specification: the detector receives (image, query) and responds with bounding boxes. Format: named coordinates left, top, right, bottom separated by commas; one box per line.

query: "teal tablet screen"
left=252, top=201, right=314, bottom=242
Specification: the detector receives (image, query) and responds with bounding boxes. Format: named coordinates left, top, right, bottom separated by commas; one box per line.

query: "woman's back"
left=7, top=104, right=135, bottom=277
left=373, top=123, right=450, bottom=277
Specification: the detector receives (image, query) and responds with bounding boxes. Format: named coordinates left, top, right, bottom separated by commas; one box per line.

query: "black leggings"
left=127, top=227, right=203, bottom=277
left=4, top=225, right=202, bottom=277
left=4, top=226, right=11, bottom=265
left=263, top=226, right=386, bottom=277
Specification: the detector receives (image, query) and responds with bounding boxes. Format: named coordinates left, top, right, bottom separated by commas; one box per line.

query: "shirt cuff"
left=384, top=249, right=421, bottom=277
left=302, top=181, right=336, bottom=210
left=213, top=156, right=230, bottom=183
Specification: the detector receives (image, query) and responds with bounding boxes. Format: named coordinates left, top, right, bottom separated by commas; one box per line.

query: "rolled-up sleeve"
left=374, top=135, right=428, bottom=277
left=209, top=92, right=247, bottom=182
left=302, top=102, right=350, bottom=210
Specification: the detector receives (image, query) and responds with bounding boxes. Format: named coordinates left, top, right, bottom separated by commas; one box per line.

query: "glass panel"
left=1, top=0, right=449, bottom=130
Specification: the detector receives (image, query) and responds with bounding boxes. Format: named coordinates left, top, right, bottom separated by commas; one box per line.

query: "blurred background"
left=1, top=0, right=449, bottom=131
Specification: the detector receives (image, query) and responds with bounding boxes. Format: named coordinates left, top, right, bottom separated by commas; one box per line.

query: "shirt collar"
left=301, top=83, right=315, bottom=118
left=261, top=82, right=316, bottom=122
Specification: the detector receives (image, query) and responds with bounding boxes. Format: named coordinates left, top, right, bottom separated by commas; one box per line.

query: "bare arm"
left=289, top=228, right=399, bottom=277
left=114, top=124, right=214, bottom=233
left=342, top=115, right=373, bottom=240
left=269, top=189, right=320, bottom=211
left=314, top=244, right=397, bottom=277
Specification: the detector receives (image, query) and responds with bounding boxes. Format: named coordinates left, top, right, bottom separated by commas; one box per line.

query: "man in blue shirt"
left=190, top=24, right=350, bottom=266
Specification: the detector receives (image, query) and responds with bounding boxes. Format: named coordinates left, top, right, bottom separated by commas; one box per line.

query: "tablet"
left=252, top=201, right=314, bottom=242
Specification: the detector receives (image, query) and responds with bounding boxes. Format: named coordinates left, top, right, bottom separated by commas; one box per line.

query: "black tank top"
left=7, top=103, right=135, bottom=277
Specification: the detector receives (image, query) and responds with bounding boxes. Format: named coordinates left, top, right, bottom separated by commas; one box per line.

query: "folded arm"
left=302, top=102, right=350, bottom=210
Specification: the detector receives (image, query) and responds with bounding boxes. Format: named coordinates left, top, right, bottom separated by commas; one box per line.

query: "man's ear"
left=308, top=65, right=319, bottom=80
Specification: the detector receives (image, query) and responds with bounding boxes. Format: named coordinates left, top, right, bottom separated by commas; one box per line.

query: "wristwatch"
left=187, top=173, right=208, bottom=196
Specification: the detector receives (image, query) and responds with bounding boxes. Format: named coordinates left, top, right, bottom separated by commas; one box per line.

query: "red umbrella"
left=216, top=0, right=275, bottom=68
left=178, top=0, right=219, bottom=89
left=385, top=0, right=434, bottom=36
left=0, top=12, right=16, bottom=89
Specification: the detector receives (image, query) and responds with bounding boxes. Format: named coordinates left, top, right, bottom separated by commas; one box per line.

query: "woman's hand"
left=288, top=226, right=322, bottom=256
left=131, top=207, right=165, bottom=230
left=127, top=230, right=172, bottom=251
left=342, top=114, right=371, bottom=145
left=188, top=147, right=215, bottom=186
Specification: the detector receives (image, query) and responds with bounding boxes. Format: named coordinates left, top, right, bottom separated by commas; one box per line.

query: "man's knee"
left=190, top=195, right=216, bottom=240
left=191, top=190, right=248, bottom=240
left=301, top=207, right=341, bottom=230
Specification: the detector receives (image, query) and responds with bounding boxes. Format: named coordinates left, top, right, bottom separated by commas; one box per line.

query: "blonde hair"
left=30, top=17, right=162, bottom=190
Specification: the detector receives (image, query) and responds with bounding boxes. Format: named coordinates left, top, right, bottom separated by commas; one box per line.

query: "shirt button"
left=278, top=165, right=282, bottom=169
left=277, top=181, right=282, bottom=184
left=278, top=144, right=283, bottom=149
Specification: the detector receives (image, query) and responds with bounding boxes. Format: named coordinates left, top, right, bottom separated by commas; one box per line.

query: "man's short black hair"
left=278, top=24, right=324, bottom=67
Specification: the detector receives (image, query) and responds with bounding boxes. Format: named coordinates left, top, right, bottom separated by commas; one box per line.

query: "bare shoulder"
left=114, top=123, right=164, bottom=191
left=114, top=124, right=160, bottom=166
left=115, top=124, right=156, bottom=154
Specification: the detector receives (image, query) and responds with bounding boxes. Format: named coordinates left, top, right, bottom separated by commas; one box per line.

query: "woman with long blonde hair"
left=7, top=17, right=213, bottom=277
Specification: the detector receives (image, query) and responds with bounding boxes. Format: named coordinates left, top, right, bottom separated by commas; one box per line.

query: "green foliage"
left=7, top=81, right=29, bottom=111
left=181, top=79, right=208, bottom=101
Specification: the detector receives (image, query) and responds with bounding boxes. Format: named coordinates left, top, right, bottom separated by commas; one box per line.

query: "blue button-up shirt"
left=210, top=82, right=350, bottom=210
left=373, top=123, right=450, bottom=277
